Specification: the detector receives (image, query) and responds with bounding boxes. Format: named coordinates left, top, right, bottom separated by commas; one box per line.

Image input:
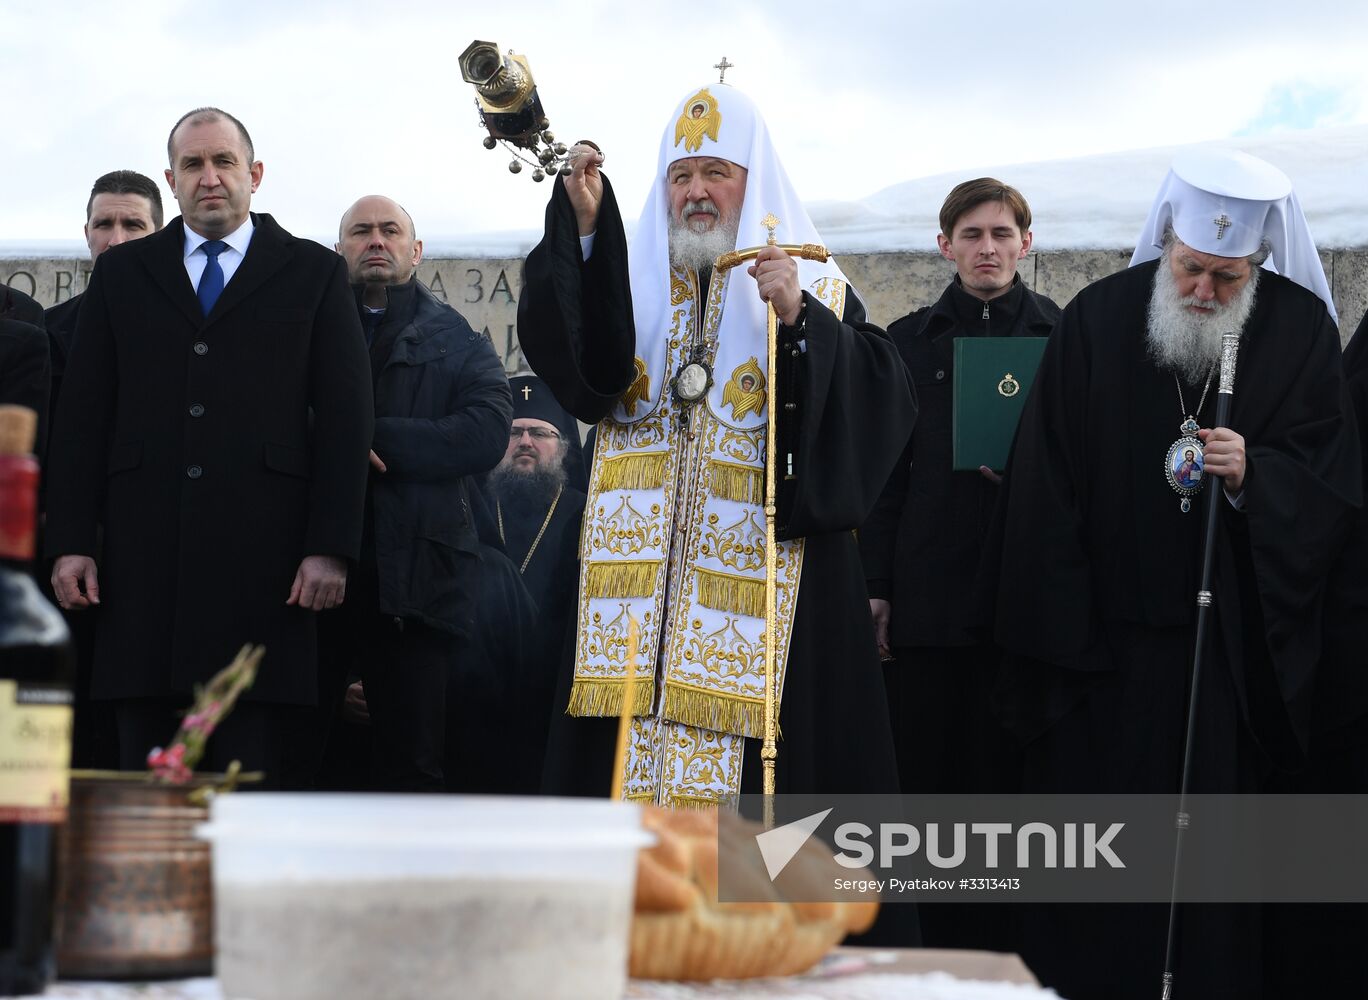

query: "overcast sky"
left=5, top=0, right=1368, bottom=252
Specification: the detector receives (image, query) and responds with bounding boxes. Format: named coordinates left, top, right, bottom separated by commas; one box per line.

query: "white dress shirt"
left=182, top=216, right=255, bottom=292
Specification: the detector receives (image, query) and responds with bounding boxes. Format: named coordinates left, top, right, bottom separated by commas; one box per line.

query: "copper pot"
left=56, top=770, right=251, bottom=979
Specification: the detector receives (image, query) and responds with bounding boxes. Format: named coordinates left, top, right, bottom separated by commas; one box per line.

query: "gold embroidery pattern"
left=588, top=494, right=663, bottom=556
left=674, top=89, right=721, bottom=154
left=700, top=510, right=765, bottom=572
left=574, top=267, right=824, bottom=804
left=718, top=429, right=763, bottom=464
left=811, top=276, right=847, bottom=320
left=572, top=411, right=674, bottom=696
left=722, top=357, right=767, bottom=422
left=622, top=356, right=651, bottom=416
left=669, top=268, right=691, bottom=306
left=621, top=715, right=663, bottom=803
left=660, top=724, right=743, bottom=809
left=629, top=413, right=669, bottom=449
left=659, top=411, right=806, bottom=741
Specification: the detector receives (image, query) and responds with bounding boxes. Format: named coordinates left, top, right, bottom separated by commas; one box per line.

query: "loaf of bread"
left=630, top=805, right=879, bottom=980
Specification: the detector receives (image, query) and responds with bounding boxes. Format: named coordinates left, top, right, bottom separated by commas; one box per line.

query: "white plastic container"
left=197, top=794, right=650, bottom=1000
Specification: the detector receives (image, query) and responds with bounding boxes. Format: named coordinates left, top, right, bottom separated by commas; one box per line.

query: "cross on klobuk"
left=521, top=385, right=532, bottom=400
left=1214, top=214, right=1232, bottom=240
left=714, top=56, right=734, bottom=83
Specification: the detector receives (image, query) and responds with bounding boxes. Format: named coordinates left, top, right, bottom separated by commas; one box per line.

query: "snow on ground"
left=6, top=127, right=1366, bottom=260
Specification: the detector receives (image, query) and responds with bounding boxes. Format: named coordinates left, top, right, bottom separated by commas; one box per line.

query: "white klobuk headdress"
left=1130, top=148, right=1335, bottom=322
left=625, top=84, right=856, bottom=427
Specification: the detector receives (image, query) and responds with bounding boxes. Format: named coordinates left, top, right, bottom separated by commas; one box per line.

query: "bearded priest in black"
left=492, top=375, right=587, bottom=613
left=518, top=82, right=916, bottom=807
left=984, top=149, right=1360, bottom=999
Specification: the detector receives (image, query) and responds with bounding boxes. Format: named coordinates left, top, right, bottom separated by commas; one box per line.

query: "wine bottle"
left=0, top=404, right=75, bottom=996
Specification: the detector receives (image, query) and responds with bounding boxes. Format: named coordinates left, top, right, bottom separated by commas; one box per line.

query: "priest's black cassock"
left=983, top=259, right=1360, bottom=1000
left=518, top=174, right=916, bottom=799
left=499, top=484, right=587, bottom=626
left=498, top=479, right=586, bottom=787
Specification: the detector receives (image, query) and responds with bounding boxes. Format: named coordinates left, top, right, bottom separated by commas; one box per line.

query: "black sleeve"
left=516, top=174, right=636, bottom=424
left=371, top=331, right=513, bottom=482
left=775, top=290, right=918, bottom=540
left=0, top=319, right=51, bottom=455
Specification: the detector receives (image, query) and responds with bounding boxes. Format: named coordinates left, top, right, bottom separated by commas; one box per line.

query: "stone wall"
left=6, top=248, right=1365, bottom=363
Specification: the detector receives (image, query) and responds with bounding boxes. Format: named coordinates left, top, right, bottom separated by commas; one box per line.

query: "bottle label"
left=0, top=679, right=73, bottom=822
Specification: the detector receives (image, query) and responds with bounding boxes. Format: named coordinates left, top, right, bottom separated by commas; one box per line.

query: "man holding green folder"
left=858, top=179, right=1059, bottom=949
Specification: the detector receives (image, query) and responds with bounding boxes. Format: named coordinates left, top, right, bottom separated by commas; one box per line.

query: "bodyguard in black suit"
left=45, top=108, right=373, bottom=784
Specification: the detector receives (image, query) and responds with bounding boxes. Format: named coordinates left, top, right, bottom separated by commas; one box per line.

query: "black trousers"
left=358, top=615, right=455, bottom=793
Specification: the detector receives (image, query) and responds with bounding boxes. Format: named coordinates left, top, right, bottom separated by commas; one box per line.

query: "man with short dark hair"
left=858, top=176, right=1058, bottom=950
left=45, top=170, right=164, bottom=417
left=45, top=107, right=373, bottom=785
left=985, top=149, right=1359, bottom=999
left=331, top=193, right=511, bottom=791
left=861, top=177, right=1059, bottom=789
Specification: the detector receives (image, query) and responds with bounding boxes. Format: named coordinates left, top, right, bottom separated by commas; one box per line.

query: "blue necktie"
left=197, top=240, right=227, bottom=316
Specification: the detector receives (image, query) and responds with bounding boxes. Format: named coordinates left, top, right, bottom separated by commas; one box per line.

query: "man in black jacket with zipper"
left=332, top=194, right=512, bottom=791
left=858, top=178, right=1058, bottom=947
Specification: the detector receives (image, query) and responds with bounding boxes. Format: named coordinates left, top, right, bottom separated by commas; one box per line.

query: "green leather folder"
left=952, top=337, right=1048, bottom=472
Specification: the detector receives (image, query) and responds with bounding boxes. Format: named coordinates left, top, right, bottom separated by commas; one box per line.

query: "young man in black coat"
left=330, top=194, right=512, bottom=791
left=861, top=179, right=1060, bottom=795
left=46, top=108, right=374, bottom=786
left=858, top=178, right=1059, bottom=952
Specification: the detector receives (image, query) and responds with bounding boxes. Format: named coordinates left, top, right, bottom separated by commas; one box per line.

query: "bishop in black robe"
left=983, top=258, right=1360, bottom=999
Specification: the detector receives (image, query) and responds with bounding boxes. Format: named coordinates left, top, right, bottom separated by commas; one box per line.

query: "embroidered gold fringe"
left=568, top=675, right=656, bottom=718
left=584, top=559, right=659, bottom=598
left=662, top=680, right=765, bottom=740
left=598, top=451, right=667, bottom=491
left=665, top=794, right=725, bottom=810
left=696, top=567, right=766, bottom=618
left=707, top=460, right=764, bottom=505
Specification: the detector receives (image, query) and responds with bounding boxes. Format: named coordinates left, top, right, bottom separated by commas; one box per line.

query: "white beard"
left=668, top=200, right=739, bottom=272
left=1146, top=252, right=1260, bottom=381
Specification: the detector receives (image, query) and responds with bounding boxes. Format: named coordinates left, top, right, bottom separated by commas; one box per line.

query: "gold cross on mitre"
left=714, top=56, right=734, bottom=83
left=1214, top=213, right=1232, bottom=239
left=761, top=213, right=780, bottom=245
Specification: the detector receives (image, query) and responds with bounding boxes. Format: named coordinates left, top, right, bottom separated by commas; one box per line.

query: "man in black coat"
left=45, top=108, right=374, bottom=785
left=45, top=170, right=164, bottom=425
left=861, top=178, right=1059, bottom=801
left=331, top=194, right=511, bottom=791
left=858, top=179, right=1058, bottom=953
